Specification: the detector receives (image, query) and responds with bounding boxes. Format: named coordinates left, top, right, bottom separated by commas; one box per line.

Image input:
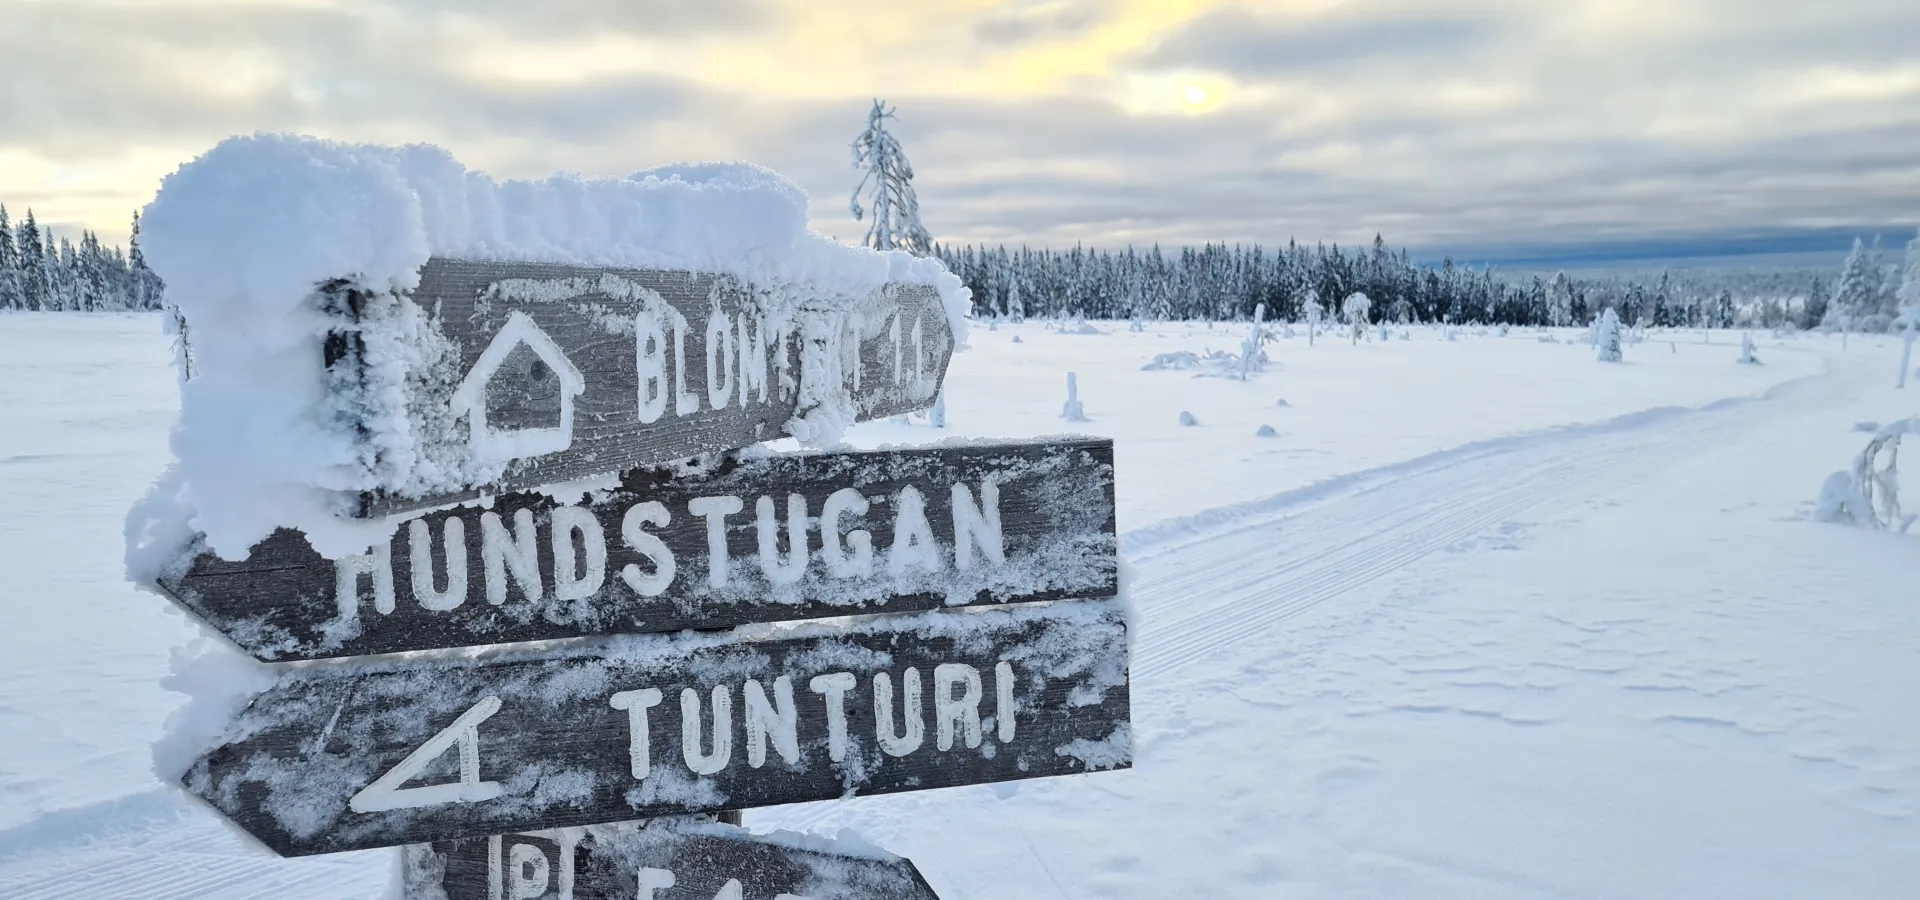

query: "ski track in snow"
left=0, top=358, right=1846, bottom=899
left=716, top=365, right=1842, bottom=839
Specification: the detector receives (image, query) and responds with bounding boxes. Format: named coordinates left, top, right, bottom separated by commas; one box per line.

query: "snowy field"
left=3, top=313, right=1918, bottom=898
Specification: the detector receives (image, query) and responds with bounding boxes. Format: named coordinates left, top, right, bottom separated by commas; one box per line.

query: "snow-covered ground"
left=3, top=313, right=1915, bottom=899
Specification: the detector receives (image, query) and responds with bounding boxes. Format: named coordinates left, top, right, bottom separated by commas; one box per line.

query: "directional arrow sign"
left=157, top=439, right=1116, bottom=661
left=184, top=600, right=1130, bottom=856
left=405, top=821, right=940, bottom=900
left=332, top=258, right=955, bottom=518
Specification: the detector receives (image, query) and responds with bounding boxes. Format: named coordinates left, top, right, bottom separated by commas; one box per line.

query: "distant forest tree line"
left=935, top=233, right=1918, bottom=332
left=6, top=195, right=1910, bottom=335
left=0, top=205, right=166, bottom=311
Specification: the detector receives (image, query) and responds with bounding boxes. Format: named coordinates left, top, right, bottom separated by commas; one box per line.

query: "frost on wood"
left=409, top=819, right=936, bottom=900
left=134, top=135, right=972, bottom=560
left=157, top=439, right=1119, bottom=660
left=179, top=600, right=1131, bottom=856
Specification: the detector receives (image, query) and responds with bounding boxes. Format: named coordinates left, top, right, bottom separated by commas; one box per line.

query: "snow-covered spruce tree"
left=1303, top=289, right=1323, bottom=345
left=1596, top=307, right=1623, bottom=362
left=0, top=205, right=17, bottom=310
left=1342, top=292, right=1371, bottom=345
left=1897, top=228, right=1920, bottom=311
left=1547, top=271, right=1573, bottom=327
left=1824, top=238, right=1882, bottom=335
left=849, top=99, right=933, bottom=256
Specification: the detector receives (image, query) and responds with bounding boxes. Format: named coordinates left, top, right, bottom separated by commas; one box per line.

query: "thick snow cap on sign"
left=133, top=134, right=970, bottom=565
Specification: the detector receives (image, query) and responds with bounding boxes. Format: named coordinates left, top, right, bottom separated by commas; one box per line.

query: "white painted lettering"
left=688, top=496, right=743, bottom=588
left=335, top=542, right=395, bottom=617
left=409, top=517, right=468, bottom=611
left=744, top=676, right=799, bottom=768
left=488, top=835, right=503, bottom=900
left=950, top=482, right=1006, bottom=572
left=712, top=879, right=744, bottom=900
left=619, top=501, right=676, bottom=597
left=509, top=843, right=549, bottom=900
left=681, top=685, right=733, bottom=775
left=874, top=668, right=925, bottom=757
left=820, top=488, right=873, bottom=578
left=481, top=509, right=543, bottom=606
left=890, top=312, right=903, bottom=384
left=636, top=868, right=676, bottom=900
left=996, top=661, right=1017, bottom=743
left=912, top=315, right=925, bottom=385
left=738, top=314, right=769, bottom=406
left=706, top=308, right=734, bottom=410
left=673, top=309, right=699, bottom=417
left=635, top=311, right=667, bottom=424
left=934, top=663, right=984, bottom=751
left=549, top=505, right=606, bottom=601
left=756, top=494, right=808, bottom=585
left=609, top=688, right=664, bottom=779
left=808, top=672, right=857, bottom=762
left=349, top=696, right=503, bottom=812
left=887, top=486, right=943, bottom=576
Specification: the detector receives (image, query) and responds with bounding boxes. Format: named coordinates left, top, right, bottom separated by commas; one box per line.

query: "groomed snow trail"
left=0, top=356, right=1849, bottom=900
left=1124, top=371, right=1832, bottom=685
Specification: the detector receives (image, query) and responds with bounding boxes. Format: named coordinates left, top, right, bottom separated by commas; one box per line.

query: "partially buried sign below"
left=333, top=258, right=954, bottom=518
left=407, top=821, right=938, bottom=900
left=160, top=438, right=1116, bottom=661
left=185, top=601, right=1131, bottom=856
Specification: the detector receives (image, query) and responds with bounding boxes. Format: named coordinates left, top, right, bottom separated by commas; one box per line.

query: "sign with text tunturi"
left=185, top=603, right=1130, bottom=857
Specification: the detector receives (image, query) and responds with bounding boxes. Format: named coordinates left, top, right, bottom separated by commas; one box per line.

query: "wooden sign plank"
left=336, top=258, right=955, bottom=518
left=405, top=821, right=939, bottom=900
left=184, top=601, right=1130, bottom=857
left=158, top=438, right=1116, bottom=661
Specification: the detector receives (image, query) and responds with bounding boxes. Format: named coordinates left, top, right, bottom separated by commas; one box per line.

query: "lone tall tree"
left=850, top=99, right=933, bottom=256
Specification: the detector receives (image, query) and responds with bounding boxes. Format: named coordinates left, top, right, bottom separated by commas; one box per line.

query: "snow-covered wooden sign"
left=407, top=820, right=938, bottom=900
left=158, top=438, right=1115, bottom=661
left=183, top=602, right=1130, bottom=857
left=333, top=258, right=955, bottom=518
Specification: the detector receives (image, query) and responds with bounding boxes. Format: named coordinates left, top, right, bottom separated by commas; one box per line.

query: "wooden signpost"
left=183, top=603, right=1129, bottom=856
left=159, top=439, right=1117, bottom=660
left=409, top=821, right=938, bottom=900
left=151, top=257, right=1129, bottom=899
left=331, top=259, right=955, bottom=517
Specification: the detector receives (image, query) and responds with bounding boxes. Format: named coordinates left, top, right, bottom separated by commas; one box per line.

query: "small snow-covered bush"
left=1596, top=308, right=1623, bottom=362
left=1061, top=372, right=1088, bottom=422
left=1817, top=420, right=1916, bottom=530
left=1737, top=332, right=1759, bottom=365
left=1177, top=411, right=1198, bottom=426
left=1255, top=424, right=1278, bottom=437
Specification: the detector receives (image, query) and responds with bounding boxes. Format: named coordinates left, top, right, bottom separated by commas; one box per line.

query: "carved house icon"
left=450, top=311, right=586, bottom=463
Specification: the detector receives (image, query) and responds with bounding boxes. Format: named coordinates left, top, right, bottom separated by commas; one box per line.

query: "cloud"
left=2, top=0, right=1917, bottom=263
left=974, top=0, right=1104, bottom=45
left=1136, top=7, right=1509, bottom=76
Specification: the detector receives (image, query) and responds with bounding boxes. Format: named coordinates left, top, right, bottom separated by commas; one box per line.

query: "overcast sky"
left=3, top=0, right=1917, bottom=262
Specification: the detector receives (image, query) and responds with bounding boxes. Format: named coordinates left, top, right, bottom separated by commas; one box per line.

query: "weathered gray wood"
left=405, top=821, right=939, bottom=900
left=340, top=258, right=953, bottom=518
left=185, top=601, right=1130, bottom=857
left=158, top=439, right=1116, bottom=661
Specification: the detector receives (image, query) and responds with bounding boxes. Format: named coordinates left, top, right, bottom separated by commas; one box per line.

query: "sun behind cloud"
left=1122, top=69, right=1232, bottom=115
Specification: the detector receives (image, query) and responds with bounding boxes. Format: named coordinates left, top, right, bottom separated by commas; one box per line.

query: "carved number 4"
left=350, top=696, right=505, bottom=813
